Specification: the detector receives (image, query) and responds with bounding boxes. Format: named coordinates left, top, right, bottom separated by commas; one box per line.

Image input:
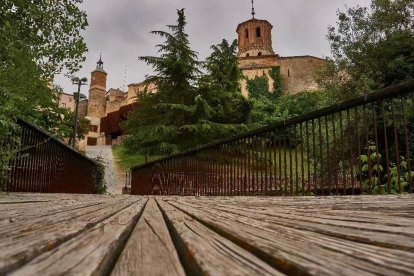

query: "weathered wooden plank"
left=174, top=199, right=414, bottom=250
left=0, top=198, right=110, bottom=224
left=11, top=198, right=147, bottom=276
left=0, top=197, right=142, bottom=274
left=178, top=197, right=414, bottom=235
left=167, top=198, right=414, bottom=275
left=157, top=199, right=284, bottom=276
left=112, top=198, right=185, bottom=276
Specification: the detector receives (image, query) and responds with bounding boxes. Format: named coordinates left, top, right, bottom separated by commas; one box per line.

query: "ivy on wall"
left=269, top=66, right=283, bottom=98
left=246, top=66, right=283, bottom=100
left=247, top=75, right=269, bottom=99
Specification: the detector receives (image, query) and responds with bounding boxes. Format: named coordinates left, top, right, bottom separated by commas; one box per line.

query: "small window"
left=69, top=98, right=72, bottom=102
left=62, top=103, right=66, bottom=108
left=246, top=53, right=250, bottom=57
left=90, top=125, right=98, bottom=133
left=245, top=29, right=249, bottom=39
left=288, top=69, right=290, bottom=77
left=258, top=52, right=262, bottom=56
left=256, top=27, right=261, bottom=37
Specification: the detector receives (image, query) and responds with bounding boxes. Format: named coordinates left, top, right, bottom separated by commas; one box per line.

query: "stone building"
left=57, top=92, right=75, bottom=112
left=81, top=57, right=156, bottom=146
left=237, top=11, right=326, bottom=96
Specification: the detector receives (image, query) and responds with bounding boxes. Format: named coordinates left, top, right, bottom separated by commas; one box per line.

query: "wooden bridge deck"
left=1, top=193, right=413, bottom=275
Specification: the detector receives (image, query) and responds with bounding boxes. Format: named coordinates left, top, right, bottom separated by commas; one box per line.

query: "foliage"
left=317, top=0, right=414, bottom=101
left=358, top=142, right=413, bottom=194
left=245, top=66, right=322, bottom=127
left=199, top=39, right=252, bottom=125
left=203, top=39, right=242, bottom=93
left=60, top=112, right=91, bottom=145
left=0, top=0, right=88, bottom=185
left=276, top=91, right=322, bottom=118
left=247, top=75, right=270, bottom=100
left=93, top=156, right=107, bottom=194
left=269, top=67, right=283, bottom=98
left=248, top=89, right=324, bottom=127
left=113, top=145, right=161, bottom=170
left=1, top=0, right=88, bottom=78
left=124, top=11, right=250, bottom=156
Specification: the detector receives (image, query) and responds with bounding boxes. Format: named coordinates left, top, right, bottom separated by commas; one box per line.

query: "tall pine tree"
left=124, top=13, right=251, bottom=156
left=124, top=9, right=201, bottom=155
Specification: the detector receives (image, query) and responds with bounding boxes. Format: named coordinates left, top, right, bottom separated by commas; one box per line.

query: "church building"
left=237, top=2, right=326, bottom=96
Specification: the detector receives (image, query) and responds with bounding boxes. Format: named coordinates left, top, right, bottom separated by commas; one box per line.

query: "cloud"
left=54, top=0, right=371, bottom=95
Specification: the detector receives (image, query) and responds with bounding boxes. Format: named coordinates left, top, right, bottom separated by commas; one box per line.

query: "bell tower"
left=87, top=55, right=107, bottom=118
left=236, top=0, right=274, bottom=58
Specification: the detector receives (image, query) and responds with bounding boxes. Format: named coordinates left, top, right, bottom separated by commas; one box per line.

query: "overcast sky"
left=54, top=0, right=371, bottom=95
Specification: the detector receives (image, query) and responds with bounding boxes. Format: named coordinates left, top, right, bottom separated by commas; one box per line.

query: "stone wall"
left=106, top=97, right=128, bottom=115
left=108, top=89, right=125, bottom=102
left=88, top=69, right=107, bottom=118
left=58, top=93, right=75, bottom=112
left=279, top=56, right=326, bottom=94
left=78, top=99, right=88, bottom=117
left=88, top=87, right=107, bottom=118
left=239, top=55, right=326, bottom=96
left=127, top=82, right=157, bottom=104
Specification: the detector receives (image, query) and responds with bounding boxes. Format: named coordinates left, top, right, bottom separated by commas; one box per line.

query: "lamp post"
left=72, top=77, right=88, bottom=148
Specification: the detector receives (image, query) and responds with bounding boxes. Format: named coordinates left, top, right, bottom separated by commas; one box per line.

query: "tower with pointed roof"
left=87, top=55, right=107, bottom=118
left=237, top=0, right=274, bottom=58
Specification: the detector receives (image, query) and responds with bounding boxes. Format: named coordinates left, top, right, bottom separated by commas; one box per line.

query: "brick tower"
left=236, top=1, right=274, bottom=58
left=87, top=56, right=107, bottom=118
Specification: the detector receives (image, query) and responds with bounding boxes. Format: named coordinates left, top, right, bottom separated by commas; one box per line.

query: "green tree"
left=200, top=39, right=252, bottom=125
left=124, top=14, right=252, bottom=156
left=0, top=0, right=88, bottom=183
left=124, top=9, right=202, bottom=155
left=318, top=0, right=414, bottom=101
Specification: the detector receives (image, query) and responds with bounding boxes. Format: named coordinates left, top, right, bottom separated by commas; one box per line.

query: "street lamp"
left=71, top=77, right=88, bottom=148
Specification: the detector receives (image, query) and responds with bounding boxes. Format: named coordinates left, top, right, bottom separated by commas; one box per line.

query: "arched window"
left=256, top=27, right=261, bottom=37
left=246, top=53, right=250, bottom=57
left=245, top=29, right=249, bottom=39
left=258, top=52, right=262, bottom=56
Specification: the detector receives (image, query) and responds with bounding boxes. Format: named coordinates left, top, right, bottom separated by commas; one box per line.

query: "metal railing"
left=131, top=81, right=414, bottom=196
left=0, top=119, right=101, bottom=194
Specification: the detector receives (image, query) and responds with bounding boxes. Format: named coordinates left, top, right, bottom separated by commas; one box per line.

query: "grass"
left=112, top=145, right=161, bottom=170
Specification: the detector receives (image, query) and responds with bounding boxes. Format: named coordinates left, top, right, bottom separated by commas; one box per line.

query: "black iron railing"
left=0, top=119, right=101, bottom=194
left=131, top=81, right=414, bottom=196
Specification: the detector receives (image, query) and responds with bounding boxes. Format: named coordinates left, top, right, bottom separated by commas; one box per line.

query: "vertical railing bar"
left=294, top=125, right=299, bottom=195
left=266, top=134, right=269, bottom=195
left=331, top=113, right=339, bottom=195
left=325, top=115, right=332, bottom=195
left=371, top=103, right=382, bottom=194
left=318, top=117, right=324, bottom=196
left=400, top=96, right=412, bottom=193
left=311, top=119, right=317, bottom=195
left=363, top=105, right=373, bottom=193
left=305, top=121, right=311, bottom=195
left=346, top=109, right=356, bottom=194
left=391, top=100, right=402, bottom=193
left=289, top=126, right=294, bottom=196
left=354, top=107, right=363, bottom=193
left=300, top=123, right=305, bottom=196
left=339, top=111, right=347, bottom=194
left=283, top=131, right=288, bottom=196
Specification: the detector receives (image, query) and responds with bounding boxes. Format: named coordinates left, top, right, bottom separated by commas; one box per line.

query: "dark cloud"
left=54, top=0, right=371, bottom=95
